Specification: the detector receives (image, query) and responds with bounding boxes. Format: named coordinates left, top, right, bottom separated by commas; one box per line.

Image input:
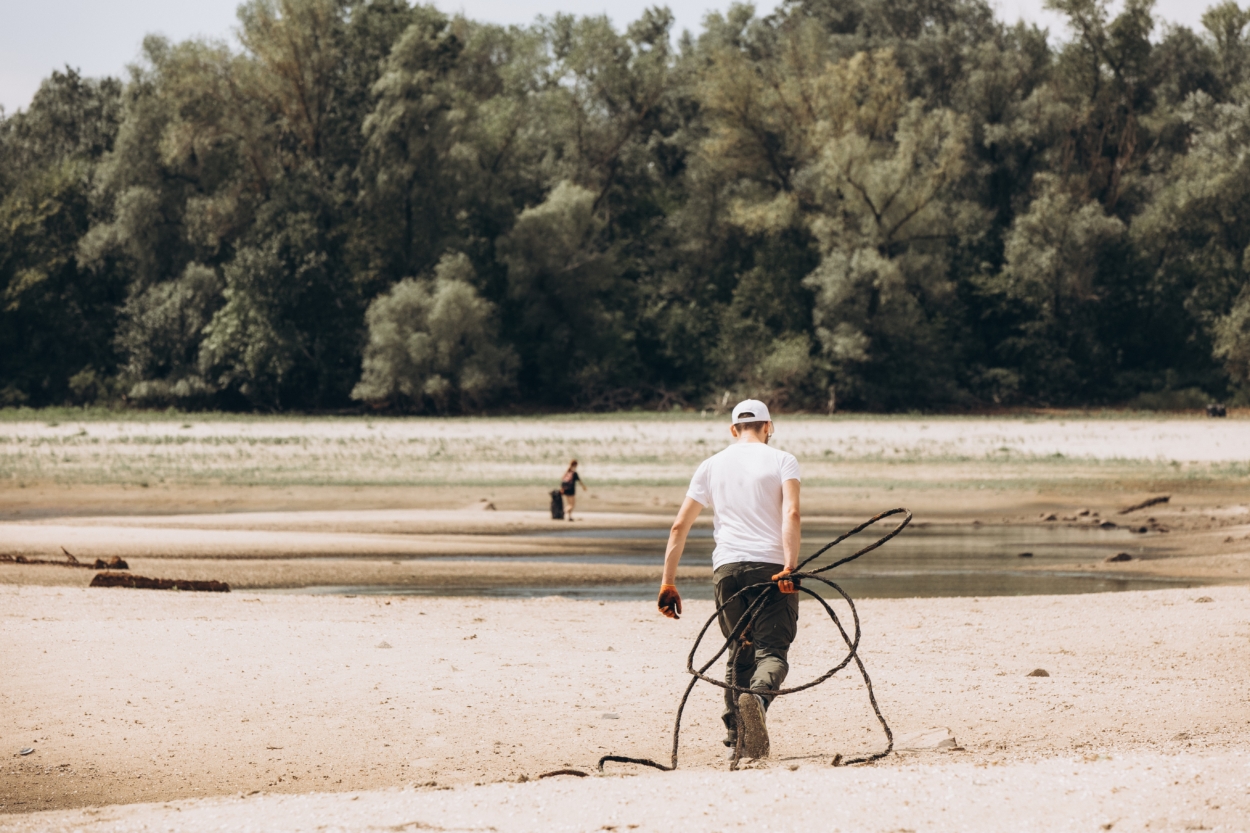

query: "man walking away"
left=656, top=399, right=801, bottom=759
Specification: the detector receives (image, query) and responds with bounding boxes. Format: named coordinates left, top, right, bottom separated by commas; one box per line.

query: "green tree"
left=116, top=263, right=222, bottom=404
left=980, top=176, right=1126, bottom=400
left=1213, top=289, right=1250, bottom=393
left=356, top=6, right=464, bottom=287
left=352, top=252, right=516, bottom=411
left=1042, top=0, right=1160, bottom=212
left=9, top=0, right=1250, bottom=414
left=85, top=1, right=420, bottom=409
left=498, top=181, right=636, bottom=405
left=0, top=69, right=124, bottom=406
left=1134, top=88, right=1250, bottom=399
left=196, top=209, right=344, bottom=409
left=696, top=27, right=980, bottom=407
left=1202, top=1, right=1250, bottom=93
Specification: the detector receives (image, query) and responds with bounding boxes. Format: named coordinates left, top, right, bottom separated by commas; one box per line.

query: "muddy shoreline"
left=3, top=488, right=1248, bottom=592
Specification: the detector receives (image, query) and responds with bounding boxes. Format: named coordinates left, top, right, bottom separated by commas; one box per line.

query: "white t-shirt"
left=685, top=442, right=801, bottom=569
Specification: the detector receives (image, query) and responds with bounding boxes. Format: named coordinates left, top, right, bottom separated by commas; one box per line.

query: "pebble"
left=895, top=728, right=957, bottom=750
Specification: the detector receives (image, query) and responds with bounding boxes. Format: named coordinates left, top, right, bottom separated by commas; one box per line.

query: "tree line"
left=5, top=0, right=1250, bottom=413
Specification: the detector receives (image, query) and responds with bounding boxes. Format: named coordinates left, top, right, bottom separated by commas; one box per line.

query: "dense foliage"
left=5, top=0, right=1250, bottom=412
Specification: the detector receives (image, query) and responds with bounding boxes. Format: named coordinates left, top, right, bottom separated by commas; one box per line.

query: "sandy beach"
left=2, top=584, right=1249, bottom=830
left=4, top=753, right=1248, bottom=832
left=4, top=414, right=1250, bottom=829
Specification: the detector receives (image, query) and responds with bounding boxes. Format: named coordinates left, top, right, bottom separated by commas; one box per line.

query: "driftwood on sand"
left=89, top=573, right=230, bottom=592
left=1, top=550, right=129, bottom=570
left=1118, top=495, right=1170, bottom=515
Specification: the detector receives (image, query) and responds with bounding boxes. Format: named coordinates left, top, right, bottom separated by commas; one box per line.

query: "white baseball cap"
left=732, top=399, right=771, bottom=424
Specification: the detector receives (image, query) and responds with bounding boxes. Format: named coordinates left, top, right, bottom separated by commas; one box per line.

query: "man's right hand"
left=772, top=568, right=799, bottom=594
left=658, top=584, right=682, bottom=619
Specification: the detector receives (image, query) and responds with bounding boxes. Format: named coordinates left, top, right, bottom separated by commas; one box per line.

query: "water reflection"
left=266, top=573, right=1210, bottom=600
left=522, top=523, right=1151, bottom=570
left=260, top=524, right=1213, bottom=599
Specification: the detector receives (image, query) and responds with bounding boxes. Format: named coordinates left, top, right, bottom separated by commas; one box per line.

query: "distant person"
left=656, top=399, right=800, bottom=759
left=560, top=460, right=588, bottom=521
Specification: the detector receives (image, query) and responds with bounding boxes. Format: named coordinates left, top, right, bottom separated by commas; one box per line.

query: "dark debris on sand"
left=90, top=573, right=230, bottom=592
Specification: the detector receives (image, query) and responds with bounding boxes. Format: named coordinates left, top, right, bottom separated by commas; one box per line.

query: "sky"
left=0, top=0, right=1217, bottom=115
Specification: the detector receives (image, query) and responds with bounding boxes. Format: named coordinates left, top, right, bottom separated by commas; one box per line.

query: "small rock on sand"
left=376, top=641, right=392, bottom=649
left=1195, top=596, right=1214, bottom=603
left=1028, top=668, right=1050, bottom=677
left=895, top=728, right=957, bottom=751
left=1018, top=552, right=1034, bottom=558
left=1105, top=553, right=1133, bottom=563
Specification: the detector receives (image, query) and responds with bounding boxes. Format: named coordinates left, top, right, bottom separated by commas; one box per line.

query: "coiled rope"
left=592, top=507, right=913, bottom=774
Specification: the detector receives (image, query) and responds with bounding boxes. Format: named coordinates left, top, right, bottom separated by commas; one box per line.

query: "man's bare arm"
left=772, top=479, right=801, bottom=593
left=781, top=479, right=800, bottom=572
left=661, top=497, right=704, bottom=585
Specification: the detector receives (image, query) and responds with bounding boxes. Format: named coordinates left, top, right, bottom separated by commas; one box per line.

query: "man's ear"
left=730, top=424, right=740, bottom=438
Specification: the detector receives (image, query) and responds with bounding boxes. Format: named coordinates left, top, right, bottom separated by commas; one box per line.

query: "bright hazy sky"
left=0, top=0, right=1216, bottom=114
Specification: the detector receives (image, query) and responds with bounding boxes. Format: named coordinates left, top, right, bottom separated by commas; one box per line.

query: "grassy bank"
left=2, top=412, right=1249, bottom=490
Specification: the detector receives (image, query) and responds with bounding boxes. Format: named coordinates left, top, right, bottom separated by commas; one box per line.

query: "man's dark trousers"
left=714, top=560, right=799, bottom=737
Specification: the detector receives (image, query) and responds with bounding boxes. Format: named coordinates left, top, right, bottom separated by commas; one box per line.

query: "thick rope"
left=595, top=507, right=913, bottom=774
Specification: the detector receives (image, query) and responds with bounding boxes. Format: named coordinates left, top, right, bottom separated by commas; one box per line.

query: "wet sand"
left=3, top=491, right=1250, bottom=591
left=0, top=556, right=713, bottom=593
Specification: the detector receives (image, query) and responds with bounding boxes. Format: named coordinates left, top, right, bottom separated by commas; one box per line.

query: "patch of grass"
left=1, top=414, right=1246, bottom=490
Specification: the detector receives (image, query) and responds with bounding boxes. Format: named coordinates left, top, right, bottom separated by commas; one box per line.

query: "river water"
left=264, top=524, right=1214, bottom=600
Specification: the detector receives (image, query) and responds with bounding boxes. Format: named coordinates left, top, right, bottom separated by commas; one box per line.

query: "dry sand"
left=2, top=584, right=1248, bottom=829
left=5, top=753, right=1248, bottom=832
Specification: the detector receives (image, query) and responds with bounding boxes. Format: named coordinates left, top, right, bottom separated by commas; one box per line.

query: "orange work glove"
left=657, top=584, right=682, bottom=619
left=771, top=569, right=799, bottom=594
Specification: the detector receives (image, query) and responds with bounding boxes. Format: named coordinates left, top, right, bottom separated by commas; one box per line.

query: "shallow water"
left=259, top=524, right=1214, bottom=599
left=523, top=522, right=1146, bottom=569
left=264, top=572, right=1209, bottom=600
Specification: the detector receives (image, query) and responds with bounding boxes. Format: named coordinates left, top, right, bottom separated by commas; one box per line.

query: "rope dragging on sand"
left=587, top=507, right=913, bottom=775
